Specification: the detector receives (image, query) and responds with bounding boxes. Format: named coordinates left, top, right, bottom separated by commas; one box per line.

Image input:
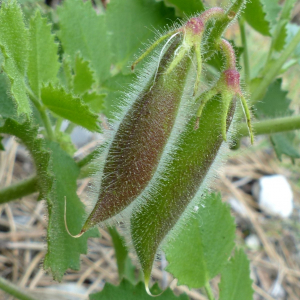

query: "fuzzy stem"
left=0, top=277, right=38, bottom=300
left=0, top=176, right=38, bottom=204
left=237, top=115, right=300, bottom=137
left=204, top=282, right=215, bottom=300
left=219, top=39, right=236, bottom=70
left=239, top=17, right=250, bottom=84
left=251, top=28, right=300, bottom=104
left=0, top=145, right=105, bottom=204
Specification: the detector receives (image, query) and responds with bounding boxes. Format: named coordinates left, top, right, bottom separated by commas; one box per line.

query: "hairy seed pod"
left=130, top=73, right=238, bottom=289
left=76, top=38, right=195, bottom=233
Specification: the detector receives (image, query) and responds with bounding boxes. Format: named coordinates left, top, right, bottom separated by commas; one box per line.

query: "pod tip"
left=64, top=197, right=86, bottom=238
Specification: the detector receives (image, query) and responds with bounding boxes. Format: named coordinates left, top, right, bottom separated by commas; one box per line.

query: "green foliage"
left=0, top=72, right=17, bottom=120
left=89, top=279, right=189, bottom=300
left=108, top=227, right=136, bottom=283
left=43, top=141, right=99, bottom=281
left=0, top=1, right=31, bottom=115
left=255, top=79, right=300, bottom=160
left=164, top=193, right=235, bottom=288
left=41, top=84, right=100, bottom=132
left=243, top=0, right=271, bottom=36
left=219, top=249, right=253, bottom=300
left=163, top=0, right=205, bottom=17
left=28, top=11, right=60, bottom=98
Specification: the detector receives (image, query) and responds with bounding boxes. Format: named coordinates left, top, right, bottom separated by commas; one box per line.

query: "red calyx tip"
left=185, top=18, right=204, bottom=35
left=224, top=69, right=240, bottom=93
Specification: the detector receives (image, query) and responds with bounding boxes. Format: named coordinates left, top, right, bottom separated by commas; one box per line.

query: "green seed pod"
left=65, top=9, right=228, bottom=237
left=130, top=79, right=237, bottom=289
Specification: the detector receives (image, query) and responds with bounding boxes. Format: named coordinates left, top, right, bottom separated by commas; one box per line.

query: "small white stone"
left=245, top=234, right=260, bottom=250
left=194, top=205, right=199, bottom=212
left=258, top=175, right=293, bottom=218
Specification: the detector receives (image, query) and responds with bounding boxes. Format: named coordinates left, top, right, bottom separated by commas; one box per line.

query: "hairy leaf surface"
left=0, top=1, right=30, bottom=115
left=41, top=84, right=100, bottom=132
left=164, top=193, right=235, bottom=288
left=219, top=249, right=253, bottom=300
left=28, top=11, right=60, bottom=97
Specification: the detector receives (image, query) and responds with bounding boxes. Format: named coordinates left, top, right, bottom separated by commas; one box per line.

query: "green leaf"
left=108, top=227, right=136, bottom=283
left=73, top=55, right=95, bottom=95
left=286, top=23, right=300, bottom=61
left=219, top=249, right=253, bottom=300
left=163, top=0, right=205, bottom=18
left=57, top=0, right=110, bottom=83
left=0, top=118, right=98, bottom=281
left=271, top=132, right=300, bottom=161
left=0, top=0, right=31, bottom=115
left=243, top=0, right=271, bottom=36
left=28, top=10, right=60, bottom=98
left=41, top=84, right=100, bottom=132
left=82, top=92, right=106, bottom=114
left=164, top=193, right=235, bottom=288
left=105, top=0, right=176, bottom=74
left=101, top=73, right=136, bottom=119
left=89, top=279, right=189, bottom=300
left=0, top=72, right=17, bottom=119
left=255, top=78, right=293, bottom=118
left=271, top=0, right=296, bottom=52
left=43, top=141, right=99, bottom=281
left=255, top=79, right=300, bottom=160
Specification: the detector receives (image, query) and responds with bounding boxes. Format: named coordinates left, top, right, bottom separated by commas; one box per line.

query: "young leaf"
left=82, top=92, right=105, bottom=114
left=164, top=193, right=235, bottom=288
left=0, top=0, right=31, bottom=116
left=108, top=227, right=136, bottom=283
left=28, top=10, right=60, bottom=98
left=243, top=0, right=271, bottom=36
left=57, top=0, right=110, bottom=83
left=219, top=249, right=253, bottom=300
left=41, top=84, right=100, bottom=132
left=73, top=55, right=95, bottom=95
left=105, top=0, right=176, bottom=73
left=163, top=0, right=205, bottom=17
left=43, top=141, right=99, bottom=281
left=89, top=279, right=189, bottom=300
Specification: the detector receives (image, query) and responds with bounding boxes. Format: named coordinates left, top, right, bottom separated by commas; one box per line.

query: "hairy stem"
left=0, top=145, right=105, bottom=204
left=251, top=29, right=300, bottom=104
left=0, top=176, right=38, bottom=204
left=0, top=277, right=38, bottom=300
left=239, top=17, right=250, bottom=84
left=204, top=282, right=215, bottom=300
left=237, top=115, right=300, bottom=137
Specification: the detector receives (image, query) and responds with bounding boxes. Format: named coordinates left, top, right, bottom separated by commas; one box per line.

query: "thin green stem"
left=0, top=176, right=38, bottom=204
left=65, top=122, right=76, bottom=135
left=0, top=277, right=38, bottom=300
left=237, top=115, right=300, bottom=137
left=55, top=117, right=63, bottom=135
left=26, top=87, right=55, bottom=140
left=251, top=29, right=300, bottom=104
left=0, top=145, right=105, bottom=204
left=239, top=17, right=250, bottom=84
left=204, top=282, right=215, bottom=300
